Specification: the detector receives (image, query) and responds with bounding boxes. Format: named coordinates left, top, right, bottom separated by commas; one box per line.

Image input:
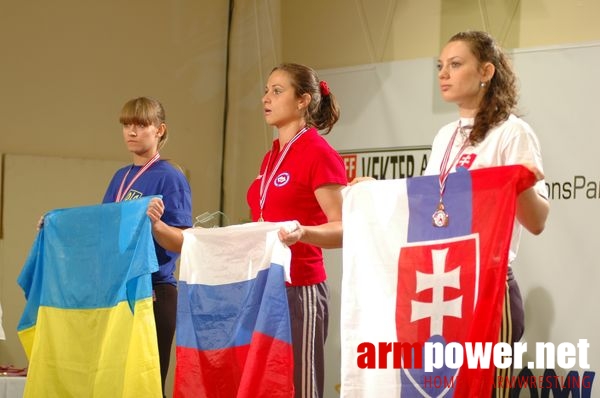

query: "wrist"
left=295, top=221, right=304, bottom=241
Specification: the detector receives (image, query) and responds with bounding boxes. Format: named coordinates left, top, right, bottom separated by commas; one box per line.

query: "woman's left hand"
left=278, top=221, right=303, bottom=246
left=146, top=197, right=165, bottom=223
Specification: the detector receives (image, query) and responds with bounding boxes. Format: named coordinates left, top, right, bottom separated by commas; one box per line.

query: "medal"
left=258, top=127, right=309, bottom=222
left=434, top=121, right=471, bottom=228
left=432, top=201, right=449, bottom=227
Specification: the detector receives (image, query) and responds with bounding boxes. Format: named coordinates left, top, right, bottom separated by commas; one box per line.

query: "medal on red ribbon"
left=258, top=127, right=309, bottom=222
left=434, top=122, right=471, bottom=227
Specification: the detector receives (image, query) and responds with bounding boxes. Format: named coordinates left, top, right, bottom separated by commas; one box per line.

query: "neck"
left=458, top=94, right=484, bottom=118
left=132, top=151, right=159, bottom=166
left=458, top=105, right=478, bottom=118
left=277, top=121, right=308, bottom=146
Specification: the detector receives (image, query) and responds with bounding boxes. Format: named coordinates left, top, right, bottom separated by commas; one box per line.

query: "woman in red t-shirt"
left=247, top=63, right=347, bottom=398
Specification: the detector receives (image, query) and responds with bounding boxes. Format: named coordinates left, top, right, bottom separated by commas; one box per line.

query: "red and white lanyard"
left=438, top=122, right=471, bottom=197
left=258, top=127, right=309, bottom=221
left=115, top=153, right=160, bottom=202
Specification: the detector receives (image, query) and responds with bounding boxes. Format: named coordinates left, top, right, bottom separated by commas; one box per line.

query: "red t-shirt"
left=246, top=128, right=347, bottom=285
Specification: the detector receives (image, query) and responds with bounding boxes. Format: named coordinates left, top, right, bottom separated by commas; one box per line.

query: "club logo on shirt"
left=123, top=190, right=143, bottom=201
left=457, top=153, right=476, bottom=169
left=274, top=172, right=290, bottom=187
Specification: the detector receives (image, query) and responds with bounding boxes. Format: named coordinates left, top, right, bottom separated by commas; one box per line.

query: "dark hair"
left=119, top=97, right=168, bottom=149
left=270, top=63, right=340, bottom=134
left=448, top=31, right=518, bottom=145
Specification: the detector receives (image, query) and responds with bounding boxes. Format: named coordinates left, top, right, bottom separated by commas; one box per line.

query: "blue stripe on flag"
left=17, top=197, right=158, bottom=319
left=177, top=263, right=291, bottom=351
left=406, top=168, right=473, bottom=242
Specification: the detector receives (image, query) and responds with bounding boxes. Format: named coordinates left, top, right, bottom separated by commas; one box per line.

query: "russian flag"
left=175, top=222, right=294, bottom=398
left=17, top=197, right=162, bottom=398
left=340, top=166, right=535, bottom=397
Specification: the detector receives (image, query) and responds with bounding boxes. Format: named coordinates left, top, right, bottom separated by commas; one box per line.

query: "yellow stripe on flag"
left=21, top=297, right=160, bottom=398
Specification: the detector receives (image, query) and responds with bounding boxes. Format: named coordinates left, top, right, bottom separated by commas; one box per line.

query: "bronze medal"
left=432, top=201, right=449, bottom=228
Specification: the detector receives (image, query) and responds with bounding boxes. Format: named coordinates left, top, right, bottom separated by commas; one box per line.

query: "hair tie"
left=319, top=80, right=330, bottom=97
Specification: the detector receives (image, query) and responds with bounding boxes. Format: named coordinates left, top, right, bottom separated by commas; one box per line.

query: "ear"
left=298, top=93, right=311, bottom=110
left=481, top=61, right=495, bottom=84
left=156, top=123, right=166, bottom=137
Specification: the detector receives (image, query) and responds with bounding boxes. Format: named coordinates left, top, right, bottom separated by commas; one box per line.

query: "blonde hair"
left=119, top=97, right=168, bottom=150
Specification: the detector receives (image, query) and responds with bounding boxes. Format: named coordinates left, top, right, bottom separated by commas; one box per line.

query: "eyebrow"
left=438, top=56, right=464, bottom=63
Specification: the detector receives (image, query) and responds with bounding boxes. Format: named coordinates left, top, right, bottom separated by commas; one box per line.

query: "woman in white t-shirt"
left=425, top=30, right=550, bottom=398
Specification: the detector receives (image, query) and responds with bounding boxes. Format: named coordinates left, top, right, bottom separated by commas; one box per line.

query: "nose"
left=438, top=64, right=449, bottom=79
left=125, top=125, right=137, bottom=136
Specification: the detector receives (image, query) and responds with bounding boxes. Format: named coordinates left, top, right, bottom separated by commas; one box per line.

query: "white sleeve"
left=500, top=120, right=548, bottom=198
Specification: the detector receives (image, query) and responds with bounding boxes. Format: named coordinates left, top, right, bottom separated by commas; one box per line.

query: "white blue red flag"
left=175, top=222, right=294, bottom=398
left=340, top=166, right=535, bottom=397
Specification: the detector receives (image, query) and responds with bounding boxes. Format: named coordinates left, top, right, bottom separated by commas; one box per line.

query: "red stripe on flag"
left=174, top=332, right=293, bottom=398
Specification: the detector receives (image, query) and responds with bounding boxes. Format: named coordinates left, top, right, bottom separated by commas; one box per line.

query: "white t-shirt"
left=425, top=114, right=548, bottom=264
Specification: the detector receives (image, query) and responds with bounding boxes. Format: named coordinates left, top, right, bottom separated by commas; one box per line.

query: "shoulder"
left=486, top=114, right=540, bottom=146
left=154, top=160, right=188, bottom=176
left=112, top=164, right=132, bottom=175
left=494, top=114, right=535, bottom=134
left=431, top=120, right=459, bottom=146
left=106, top=164, right=131, bottom=185
left=151, top=160, right=191, bottom=188
left=300, top=128, right=340, bottom=154
left=296, top=129, right=345, bottom=176
left=436, top=120, right=459, bottom=136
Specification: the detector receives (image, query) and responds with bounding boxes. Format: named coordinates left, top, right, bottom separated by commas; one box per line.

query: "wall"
left=0, top=0, right=228, bottom=219
left=1, top=1, right=600, bottom=397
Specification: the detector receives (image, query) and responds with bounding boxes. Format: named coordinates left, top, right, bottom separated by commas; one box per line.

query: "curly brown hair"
left=448, top=31, right=518, bottom=145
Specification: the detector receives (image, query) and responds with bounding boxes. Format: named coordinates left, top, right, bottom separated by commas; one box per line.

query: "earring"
left=480, top=82, right=486, bottom=88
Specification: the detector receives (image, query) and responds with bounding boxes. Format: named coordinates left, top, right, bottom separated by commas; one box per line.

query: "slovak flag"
left=175, top=222, right=295, bottom=398
left=340, top=166, right=535, bottom=397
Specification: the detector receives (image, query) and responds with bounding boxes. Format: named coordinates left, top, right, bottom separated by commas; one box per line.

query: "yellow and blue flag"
left=17, top=197, right=162, bottom=398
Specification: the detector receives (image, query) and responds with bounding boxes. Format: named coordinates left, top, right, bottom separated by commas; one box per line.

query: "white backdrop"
left=320, top=42, right=600, bottom=397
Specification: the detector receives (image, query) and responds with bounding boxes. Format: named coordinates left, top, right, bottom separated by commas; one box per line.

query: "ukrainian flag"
left=17, top=197, right=162, bottom=398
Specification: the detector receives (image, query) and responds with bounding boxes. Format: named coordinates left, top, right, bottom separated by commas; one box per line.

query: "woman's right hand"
left=522, top=163, right=545, bottom=181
